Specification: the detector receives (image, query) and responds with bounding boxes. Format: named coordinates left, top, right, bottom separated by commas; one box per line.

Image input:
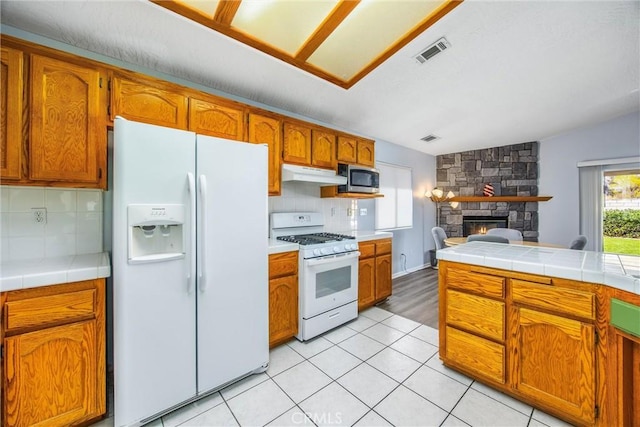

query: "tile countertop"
left=437, top=242, right=640, bottom=295
left=1, top=252, right=111, bottom=292
left=268, top=231, right=393, bottom=255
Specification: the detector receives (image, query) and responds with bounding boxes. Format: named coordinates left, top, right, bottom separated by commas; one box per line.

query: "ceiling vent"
left=421, top=134, right=440, bottom=142
left=415, top=37, right=450, bottom=64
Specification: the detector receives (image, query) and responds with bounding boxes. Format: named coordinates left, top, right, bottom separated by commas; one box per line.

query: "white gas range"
left=270, top=212, right=360, bottom=341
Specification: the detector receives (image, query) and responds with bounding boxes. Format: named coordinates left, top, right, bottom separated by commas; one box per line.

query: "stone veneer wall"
left=436, top=142, right=540, bottom=241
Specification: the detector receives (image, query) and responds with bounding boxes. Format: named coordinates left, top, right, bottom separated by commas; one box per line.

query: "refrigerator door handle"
left=187, top=172, right=196, bottom=294
left=198, top=174, right=207, bottom=291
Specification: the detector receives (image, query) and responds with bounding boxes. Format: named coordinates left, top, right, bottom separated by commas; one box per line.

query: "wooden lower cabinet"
left=358, top=238, right=392, bottom=310
left=1, top=279, right=106, bottom=427
left=439, top=261, right=602, bottom=426
left=268, top=251, right=298, bottom=347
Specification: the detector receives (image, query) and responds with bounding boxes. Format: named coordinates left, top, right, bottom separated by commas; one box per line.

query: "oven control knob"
left=321, top=247, right=332, bottom=255
left=333, top=246, right=342, bottom=253
left=349, top=244, right=358, bottom=251
left=313, top=249, right=322, bottom=256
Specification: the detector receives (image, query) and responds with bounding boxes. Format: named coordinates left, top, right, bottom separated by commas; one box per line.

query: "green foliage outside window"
left=603, top=209, right=640, bottom=238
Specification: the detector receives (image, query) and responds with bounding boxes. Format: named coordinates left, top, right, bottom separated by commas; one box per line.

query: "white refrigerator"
left=112, top=117, right=269, bottom=426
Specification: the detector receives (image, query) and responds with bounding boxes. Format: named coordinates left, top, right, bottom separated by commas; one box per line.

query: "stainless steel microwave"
left=337, top=163, right=380, bottom=194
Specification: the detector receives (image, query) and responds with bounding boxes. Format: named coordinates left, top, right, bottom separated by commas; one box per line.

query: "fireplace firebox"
left=463, top=216, right=508, bottom=236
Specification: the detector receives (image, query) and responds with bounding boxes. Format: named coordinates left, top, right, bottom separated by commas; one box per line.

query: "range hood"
left=281, top=164, right=347, bottom=186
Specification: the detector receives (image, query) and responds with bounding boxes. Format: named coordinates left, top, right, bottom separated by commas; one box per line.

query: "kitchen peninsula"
left=437, top=242, right=639, bottom=426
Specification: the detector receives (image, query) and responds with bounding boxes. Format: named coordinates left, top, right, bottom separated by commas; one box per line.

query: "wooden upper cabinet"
left=282, top=121, right=311, bottom=166
left=357, top=139, right=375, bottom=167
left=189, top=96, right=245, bottom=140
left=337, top=135, right=357, bottom=164
left=29, top=55, right=106, bottom=187
left=311, top=130, right=336, bottom=169
left=248, top=113, right=282, bottom=196
left=111, top=74, right=188, bottom=129
left=1, top=46, right=23, bottom=180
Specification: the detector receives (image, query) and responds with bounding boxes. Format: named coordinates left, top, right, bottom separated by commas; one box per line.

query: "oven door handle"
left=305, top=251, right=361, bottom=266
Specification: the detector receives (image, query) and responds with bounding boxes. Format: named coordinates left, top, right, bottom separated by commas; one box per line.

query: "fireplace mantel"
left=450, top=196, right=552, bottom=202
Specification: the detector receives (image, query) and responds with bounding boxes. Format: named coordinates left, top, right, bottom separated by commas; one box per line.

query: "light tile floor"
left=93, top=307, right=575, bottom=427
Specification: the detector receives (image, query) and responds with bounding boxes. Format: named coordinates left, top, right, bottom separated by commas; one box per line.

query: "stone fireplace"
left=463, top=216, right=508, bottom=236
left=436, top=142, right=540, bottom=241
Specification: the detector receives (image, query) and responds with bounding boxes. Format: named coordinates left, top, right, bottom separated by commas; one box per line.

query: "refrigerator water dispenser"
left=127, top=204, right=185, bottom=263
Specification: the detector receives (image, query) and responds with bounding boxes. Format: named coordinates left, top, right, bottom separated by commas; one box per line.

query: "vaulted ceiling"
left=1, top=0, right=638, bottom=156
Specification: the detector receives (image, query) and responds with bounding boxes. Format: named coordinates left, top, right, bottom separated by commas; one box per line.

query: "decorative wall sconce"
left=425, top=188, right=459, bottom=226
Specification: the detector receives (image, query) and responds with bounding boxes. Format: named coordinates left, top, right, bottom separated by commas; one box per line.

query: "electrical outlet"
left=360, top=208, right=367, bottom=216
left=32, top=208, right=47, bottom=224
left=331, top=207, right=336, bottom=217
left=347, top=208, right=354, bottom=217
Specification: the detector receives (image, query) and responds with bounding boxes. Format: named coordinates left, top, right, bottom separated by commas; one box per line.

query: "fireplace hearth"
left=463, top=216, right=508, bottom=237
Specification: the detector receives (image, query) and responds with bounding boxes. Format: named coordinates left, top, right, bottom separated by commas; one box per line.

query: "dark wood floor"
left=377, top=267, right=439, bottom=329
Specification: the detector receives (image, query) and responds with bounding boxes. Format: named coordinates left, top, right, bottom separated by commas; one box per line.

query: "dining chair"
left=487, top=228, right=523, bottom=241
left=467, top=234, right=510, bottom=243
left=569, top=235, right=588, bottom=250
left=431, top=227, right=448, bottom=250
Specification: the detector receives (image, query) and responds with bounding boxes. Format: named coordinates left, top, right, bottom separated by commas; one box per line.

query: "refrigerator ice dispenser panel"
left=127, top=204, right=185, bottom=264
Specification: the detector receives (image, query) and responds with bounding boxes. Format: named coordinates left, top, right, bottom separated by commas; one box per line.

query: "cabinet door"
left=311, top=130, right=336, bottom=169
left=249, top=113, right=282, bottom=196
left=269, top=275, right=298, bottom=347
left=282, top=122, right=311, bottom=165
left=513, top=307, right=595, bottom=424
left=30, top=55, right=106, bottom=187
left=358, top=258, right=376, bottom=310
left=189, top=96, right=245, bottom=140
left=337, top=136, right=357, bottom=164
left=111, top=75, right=188, bottom=129
left=4, top=320, right=99, bottom=427
left=375, top=253, right=392, bottom=300
left=1, top=46, right=23, bottom=180
left=357, top=139, right=375, bottom=167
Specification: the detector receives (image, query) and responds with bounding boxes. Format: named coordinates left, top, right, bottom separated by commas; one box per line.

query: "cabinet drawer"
left=5, top=289, right=96, bottom=331
left=269, top=251, right=298, bottom=279
left=446, top=290, right=504, bottom=342
left=511, top=280, right=595, bottom=320
left=447, top=268, right=505, bottom=299
left=376, top=239, right=392, bottom=255
left=359, top=241, right=376, bottom=259
left=446, top=326, right=505, bottom=384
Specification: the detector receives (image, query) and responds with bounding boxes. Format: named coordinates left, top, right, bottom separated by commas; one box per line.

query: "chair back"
left=431, top=227, right=447, bottom=250
left=487, top=228, right=523, bottom=241
left=467, top=234, right=509, bottom=244
left=569, top=235, right=588, bottom=250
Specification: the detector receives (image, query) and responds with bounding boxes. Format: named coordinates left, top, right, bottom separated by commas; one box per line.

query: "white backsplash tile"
left=0, top=186, right=103, bottom=260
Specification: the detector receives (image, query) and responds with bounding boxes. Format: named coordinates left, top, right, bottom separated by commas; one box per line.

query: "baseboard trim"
left=392, top=263, right=434, bottom=279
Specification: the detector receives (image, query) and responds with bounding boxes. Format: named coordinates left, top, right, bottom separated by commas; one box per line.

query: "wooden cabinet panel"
left=111, top=75, right=188, bottom=129
left=511, top=279, right=595, bottom=320
left=447, top=267, right=505, bottom=299
left=359, top=241, right=376, bottom=259
left=311, top=130, right=336, bottom=169
left=376, top=239, right=392, bottom=255
left=337, top=136, right=357, bottom=163
left=248, top=113, right=282, bottom=196
left=268, top=251, right=297, bottom=279
left=446, top=289, right=504, bottom=342
left=30, top=55, right=106, bottom=186
left=357, top=139, right=375, bottom=167
left=282, top=122, right=311, bottom=165
left=513, top=307, right=595, bottom=424
left=269, top=275, right=298, bottom=348
left=5, top=288, right=95, bottom=331
left=358, top=258, right=376, bottom=310
left=446, top=326, right=505, bottom=384
left=4, top=320, right=98, bottom=427
left=376, top=253, right=392, bottom=300
left=188, top=96, right=244, bottom=140
left=1, top=46, right=23, bottom=180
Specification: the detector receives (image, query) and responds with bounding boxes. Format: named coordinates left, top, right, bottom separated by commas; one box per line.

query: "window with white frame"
left=375, top=162, right=413, bottom=230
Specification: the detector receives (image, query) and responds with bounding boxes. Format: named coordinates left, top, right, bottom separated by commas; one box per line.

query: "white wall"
left=374, top=140, right=438, bottom=276
left=539, top=111, right=640, bottom=246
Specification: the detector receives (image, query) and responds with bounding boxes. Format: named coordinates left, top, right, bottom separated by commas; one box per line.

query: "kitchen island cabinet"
left=1, top=278, right=106, bottom=427
left=268, top=251, right=298, bottom=347
left=358, top=237, right=392, bottom=310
